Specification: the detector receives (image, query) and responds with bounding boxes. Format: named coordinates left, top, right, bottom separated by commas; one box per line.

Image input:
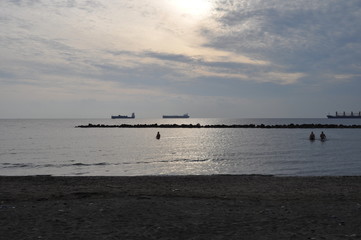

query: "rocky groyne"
left=76, top=123, right=361, bottom=128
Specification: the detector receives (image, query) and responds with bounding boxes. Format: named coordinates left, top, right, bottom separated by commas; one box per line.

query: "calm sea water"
left=1, top=118, right=360, bottom=176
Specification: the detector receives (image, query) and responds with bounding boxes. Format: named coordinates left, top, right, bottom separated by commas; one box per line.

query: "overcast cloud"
left=1, top=0, right=360, bottom=118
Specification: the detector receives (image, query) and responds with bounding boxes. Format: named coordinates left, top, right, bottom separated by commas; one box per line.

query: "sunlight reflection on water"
left=1, top=119, right=361, bottom=176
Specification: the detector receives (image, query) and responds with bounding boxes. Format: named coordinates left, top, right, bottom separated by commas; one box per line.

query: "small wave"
left=132, top=159, right=209, bottom=165
left=71, top=162, right=111, bottom=167
left=155, top=158, right=210, bottom=164
left=1, top=159, right=209, bottom=170
left=73, top=171, right=90, bottom=176
left=135, top=161, right=152, bottom=164
left=1, top=162, right=112, bottom=169
left=0, top=152, right=17, bottom=156
left=2, top=163, right=33, bottom=168
left=72, top=163, right=89, bottom=166
left=186, top=158, right=210, bottom=162
left=43, top=164, right=58, bottom=168
left=176, top=158, right=209, bottom=163
left=94, top=162, right=108, bottom=166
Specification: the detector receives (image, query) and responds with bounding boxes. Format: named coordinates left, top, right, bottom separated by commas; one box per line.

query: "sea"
left=1, top=118, right=360, bottom=176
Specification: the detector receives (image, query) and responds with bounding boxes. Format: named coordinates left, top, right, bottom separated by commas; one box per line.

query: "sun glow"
left=169, top=0, right=212, bottom=17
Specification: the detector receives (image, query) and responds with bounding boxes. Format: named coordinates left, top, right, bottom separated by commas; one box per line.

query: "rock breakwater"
left=76, top=123, right=361, bottom=128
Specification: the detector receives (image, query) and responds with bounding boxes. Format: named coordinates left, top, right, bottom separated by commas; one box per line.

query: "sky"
left=1, top=0, right=361, bottom=118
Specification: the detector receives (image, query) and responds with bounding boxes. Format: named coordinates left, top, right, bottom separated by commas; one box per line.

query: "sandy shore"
left=1, top=175, right=361, bottom=239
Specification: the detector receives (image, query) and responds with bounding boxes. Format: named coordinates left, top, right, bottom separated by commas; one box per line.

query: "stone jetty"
left=76, top=123, right=361, bottom=128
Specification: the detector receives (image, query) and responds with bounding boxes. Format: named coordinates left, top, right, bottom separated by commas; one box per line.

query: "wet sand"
left=1, top=175, right=361, bottom=239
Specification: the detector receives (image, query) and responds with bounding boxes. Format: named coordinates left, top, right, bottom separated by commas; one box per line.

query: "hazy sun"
left=170, top=0, right=212, bottom=17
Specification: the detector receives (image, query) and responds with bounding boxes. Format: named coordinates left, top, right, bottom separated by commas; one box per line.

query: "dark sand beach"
left=1, top=175, right=361, bottom=239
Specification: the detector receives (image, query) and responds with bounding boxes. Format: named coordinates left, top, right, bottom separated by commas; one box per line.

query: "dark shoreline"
left=1, top=175, right=361, bottom=239
left=76, top=123, right=361, bottom=128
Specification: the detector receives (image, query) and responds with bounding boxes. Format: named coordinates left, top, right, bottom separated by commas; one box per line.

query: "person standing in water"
left=156, top=131, right=161, bottom=140
left=320, top=131, right=326, bottom=141
left=309, top=131, right=315, bottom=141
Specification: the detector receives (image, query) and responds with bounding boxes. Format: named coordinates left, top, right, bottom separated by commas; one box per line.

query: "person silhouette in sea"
left=309, top=131, right=315, bottom=141
left=156, top=131, right=161, bottom=140
left=320, top=131, right=326, bottom=141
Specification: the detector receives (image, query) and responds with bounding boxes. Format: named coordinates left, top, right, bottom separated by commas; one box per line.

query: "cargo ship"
left=111, top=113, right=135, bottom=119
left=327, top=111, right=361, bottom=119
left=162, top=113, right=190, bottom=119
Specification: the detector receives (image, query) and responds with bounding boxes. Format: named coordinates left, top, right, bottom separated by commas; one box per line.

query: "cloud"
left=202, top=0, right=361, bottom=84
left=1, top=0, right=361, bottom=118
left=143, top=51, right=197, bottom=63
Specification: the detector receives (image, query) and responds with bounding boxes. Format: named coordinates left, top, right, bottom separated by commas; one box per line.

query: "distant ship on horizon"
left=111, top=113, right=135, bottom=119
left=162, top=113, right=190, bottom=119
left=327, top=111, right=361, bottom=119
